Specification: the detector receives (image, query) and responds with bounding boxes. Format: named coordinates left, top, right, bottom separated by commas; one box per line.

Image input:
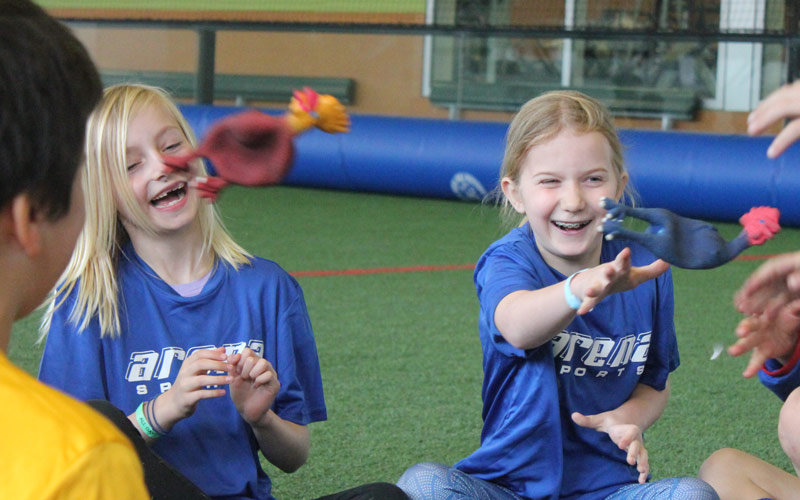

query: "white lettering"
left=155, top=347, right=185, bottom=380
left=248, top=340, right=265, bottom=357
left=224, top=342, right=247, bottom=356
left=556, top=332, right=593, bottom=362
left=125, top=351, right=159, bottom=382
left=609, top=335, right=635, bottom=367
left=583, top=338, right=614, bottom=367
left=551, top=330, right=652, bottom=378
left=125, top=340, right=264, bottom=387
left=186, top=344, right=216, bottom=357
left=630, top=332, right=651, bottom=362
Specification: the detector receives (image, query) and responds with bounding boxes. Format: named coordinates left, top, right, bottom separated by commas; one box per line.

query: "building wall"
left=70, top=26, right=759, bottom=134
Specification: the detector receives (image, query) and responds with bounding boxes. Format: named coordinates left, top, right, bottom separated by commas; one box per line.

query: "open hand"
left=572, top=411, right=649, bottom=483
left=735, top=251, right=800, bottom=317
left=573, top=247, right=669, bottom=315
left=730, top=303, right=800, bottom=378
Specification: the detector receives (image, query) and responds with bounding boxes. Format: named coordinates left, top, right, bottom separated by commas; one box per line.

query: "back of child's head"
left=0, top=0, right=101, bottom=219
left=497, top=91, right=632, bottom=220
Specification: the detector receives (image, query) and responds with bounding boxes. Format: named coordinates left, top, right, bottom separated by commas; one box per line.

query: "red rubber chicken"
left=163, top=87, right=349, bottom=200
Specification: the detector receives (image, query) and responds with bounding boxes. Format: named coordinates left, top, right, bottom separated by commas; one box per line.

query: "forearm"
left=606, top=381, right=670, bottom=431
left=495, top=284, right=577, bottom=350
left=251, top=410, right=310, bottom=473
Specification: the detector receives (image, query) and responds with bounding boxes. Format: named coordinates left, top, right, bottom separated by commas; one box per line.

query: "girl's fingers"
left=625, top=439, right=639, bottom=465
left=636, top=447, right=650, bottom=484
left=249, top=358, right=272, bottom=379
left=253, top=369, right=274, bottom=388
left=185, top=358, right=231, bottom=376
left=184, top=374, right=233, bottom=391
left=767, top=119, right=800, bottom=158
left=192, top=387, right=228, bottom=401
left=742, top=351, right=769, bottom=378
left=239, top=356, right=257, bottom=380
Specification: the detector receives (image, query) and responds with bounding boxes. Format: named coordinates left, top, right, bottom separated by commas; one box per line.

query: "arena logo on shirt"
left=124, top=341, right=265, bottom=395
left=551, top=330, right=650, bottom=377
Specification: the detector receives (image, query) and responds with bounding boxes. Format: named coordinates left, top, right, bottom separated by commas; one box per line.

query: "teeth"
left=160, top=192, right=185, bottom=208
left=554, top=221, right=588, bottom=230
left=152, top=183, right=186, bottom=202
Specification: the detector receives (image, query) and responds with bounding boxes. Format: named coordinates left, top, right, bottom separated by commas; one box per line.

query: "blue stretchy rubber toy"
left=600, top=197, right=780, bottom=269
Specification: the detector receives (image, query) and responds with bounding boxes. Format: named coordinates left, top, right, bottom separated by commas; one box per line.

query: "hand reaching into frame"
left=734, top=251, right=800, bottom=317
left=747, top=80, right=800, bottom=158
left=730, top=301, right=800, bottom=378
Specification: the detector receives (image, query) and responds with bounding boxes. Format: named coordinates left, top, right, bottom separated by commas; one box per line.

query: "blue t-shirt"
left=39, top=245, right=327, bottom=500
left=455, top=225, right=678, bottom=500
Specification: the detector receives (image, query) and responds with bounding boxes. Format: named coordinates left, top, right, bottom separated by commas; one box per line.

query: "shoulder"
left=220, top=256, right=304, bottom=296
left=480, top=226, right=538, bottom=265
left=0, top=357, right=145, bottom=497
left=2, top=358, right=128, bottom=447
left=477, top=225, right=547, bottom=279
left=228, top=255, right=296, bottom=282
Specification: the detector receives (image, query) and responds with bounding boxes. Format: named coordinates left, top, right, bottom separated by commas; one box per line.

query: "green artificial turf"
left=9, top=185, right=798, bottom=498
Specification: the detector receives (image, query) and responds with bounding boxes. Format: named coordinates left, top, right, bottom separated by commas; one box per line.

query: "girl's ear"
left=501, top=177, right=525, bottom=214
left=8, top=194, right=42, bottom=257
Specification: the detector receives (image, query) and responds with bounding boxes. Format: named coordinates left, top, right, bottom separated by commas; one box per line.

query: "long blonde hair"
left=496, top=90, right=635, bottom=224
left=41, top=84, right=251, bottom=338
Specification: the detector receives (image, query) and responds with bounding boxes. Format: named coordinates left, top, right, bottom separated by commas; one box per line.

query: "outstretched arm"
left=572, top=380, right=671, bottom=484
left=495, top=248, right=669, bottom=350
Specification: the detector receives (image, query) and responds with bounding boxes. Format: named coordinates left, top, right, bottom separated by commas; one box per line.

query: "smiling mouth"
left=553, top=221, right=591, bottom=230
left=151, top=182, right=187, bottom=208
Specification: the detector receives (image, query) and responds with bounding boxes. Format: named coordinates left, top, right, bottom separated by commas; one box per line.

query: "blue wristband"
left=564, top=269, right=588, bottom=310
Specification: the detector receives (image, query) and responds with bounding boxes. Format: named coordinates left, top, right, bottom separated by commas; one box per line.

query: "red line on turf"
left=290, top=264, right=475, bottom=277
left=289, top=253, right=782, bottom=278
left=734, top=253, right=781, bottom=261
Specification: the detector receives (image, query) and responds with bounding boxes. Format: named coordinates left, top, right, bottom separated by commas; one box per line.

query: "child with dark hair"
left=0, top=1, right=148, bottom=497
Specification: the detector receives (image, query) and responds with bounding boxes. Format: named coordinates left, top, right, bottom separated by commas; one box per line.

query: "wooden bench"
left=429, top=82, right=699, bottom=129
left=100, top=69, right=356, bottom=105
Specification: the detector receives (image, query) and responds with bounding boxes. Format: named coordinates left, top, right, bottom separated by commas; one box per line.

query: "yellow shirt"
left=0, top=352, right=149, bottom=500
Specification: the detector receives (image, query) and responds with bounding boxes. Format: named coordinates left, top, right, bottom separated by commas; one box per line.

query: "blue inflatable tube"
left=180, top=105, right=800, bottom=227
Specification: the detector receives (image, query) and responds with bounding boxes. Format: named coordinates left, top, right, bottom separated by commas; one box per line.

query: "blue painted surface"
left=179, top=105, right=800, bottom=226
